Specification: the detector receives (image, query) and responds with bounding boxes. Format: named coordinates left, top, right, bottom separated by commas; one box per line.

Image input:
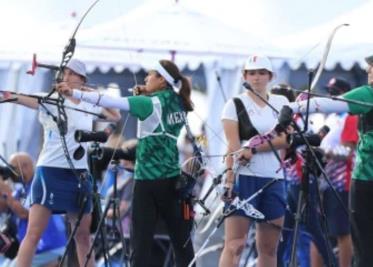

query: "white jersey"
left=37, top=97, right=102, bottom=169
left=221, top=93, right=289, bottom=178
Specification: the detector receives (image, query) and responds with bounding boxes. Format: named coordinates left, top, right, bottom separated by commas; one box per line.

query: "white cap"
left=243, top=55, right=273, bottom=73
left=66, top=59, right=87, bottom=79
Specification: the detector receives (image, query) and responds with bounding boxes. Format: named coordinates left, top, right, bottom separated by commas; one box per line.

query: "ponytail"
left=178, top=75, right=193, bottom=111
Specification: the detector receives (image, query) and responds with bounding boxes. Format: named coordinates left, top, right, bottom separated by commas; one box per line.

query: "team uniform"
left=127, top=88, right=194, bottom=267
left=343, top=86, right=373, bottom=267
left=31, top=97, right=101, bottom=214
left=221, top=93, right=289, bottom=221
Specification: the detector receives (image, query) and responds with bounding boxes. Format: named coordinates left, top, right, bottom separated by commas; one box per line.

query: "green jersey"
left=344, top=85, right=373, bottom=181
left=128, top=88, right=186, bottom=180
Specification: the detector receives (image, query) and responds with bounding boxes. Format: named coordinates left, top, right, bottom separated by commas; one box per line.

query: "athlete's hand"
left=222, top=170, right=235, bottom=203
left=237, top=147, right=253, bottom=165
left=132, top=85, right=147, bottom=96
left=56, top=82, right=73, bottom=96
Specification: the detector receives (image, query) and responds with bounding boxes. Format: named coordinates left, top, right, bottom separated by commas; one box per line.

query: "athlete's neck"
left=246, top=89, right=268, bottom=107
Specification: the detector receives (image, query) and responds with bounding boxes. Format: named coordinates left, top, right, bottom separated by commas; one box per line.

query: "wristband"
left=244, top=146, right=257, bottom=155
left=251, top=147, right=257, bottom=155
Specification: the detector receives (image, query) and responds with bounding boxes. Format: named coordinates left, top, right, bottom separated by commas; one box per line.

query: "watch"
left=251, top=147, right=258, bottom=155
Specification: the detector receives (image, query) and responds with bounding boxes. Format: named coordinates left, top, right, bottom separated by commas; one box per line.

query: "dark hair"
left=325, top=77, right=351, bottom=96
left=159, top=60, right=194, bottom=112
left=271, top=83, right=295, bottom=102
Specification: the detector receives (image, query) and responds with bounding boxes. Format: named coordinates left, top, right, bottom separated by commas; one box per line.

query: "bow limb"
left=55, top=0, right=101, bottom=84
left=70, top=0, right=101, bottom=39
left=51, top=0, right=101, bottom=180
left=310, top=23, right=349, bottom=91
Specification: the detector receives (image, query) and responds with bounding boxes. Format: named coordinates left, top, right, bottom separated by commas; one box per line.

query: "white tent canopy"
left=76, top=0, right=283, bottom=72
left=278, top=0, right=373, bottom=70
left=0, top=0, right=368, bottom=71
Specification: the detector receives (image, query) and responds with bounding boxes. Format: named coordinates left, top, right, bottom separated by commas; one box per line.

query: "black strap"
left=233, top=97, right=259, bottom=141
left=359, top=108, right=373, bottom=133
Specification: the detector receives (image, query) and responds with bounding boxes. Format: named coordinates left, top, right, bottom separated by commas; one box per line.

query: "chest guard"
left=233, top=97, right=259, bottom=141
